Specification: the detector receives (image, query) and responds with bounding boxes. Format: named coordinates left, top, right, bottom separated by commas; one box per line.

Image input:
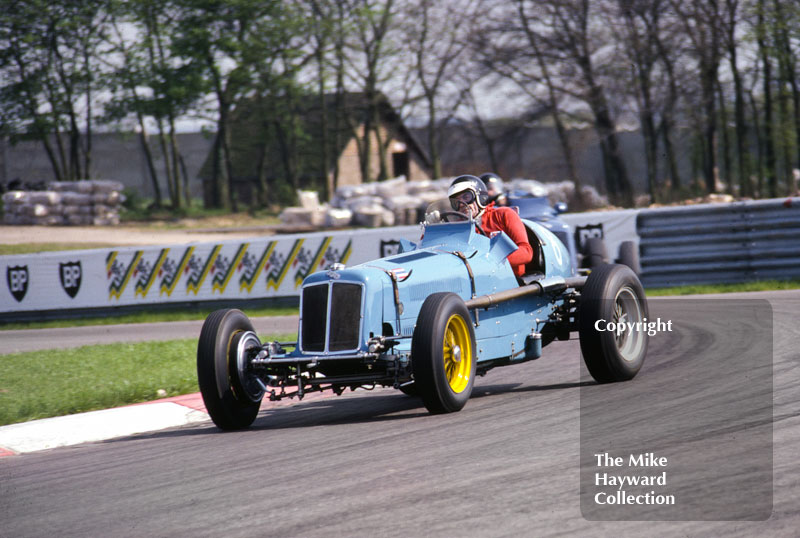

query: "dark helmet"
left=480, top=172, right=504, bottom=196
left=448, top=174, right=490, bottom=212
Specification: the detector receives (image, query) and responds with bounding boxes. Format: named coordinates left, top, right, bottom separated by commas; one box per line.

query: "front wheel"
left=578, top=264, right=648, bottom=383
left=411, top=293, right=477, bottom=414
left=197, top=309, right=264, bottom=430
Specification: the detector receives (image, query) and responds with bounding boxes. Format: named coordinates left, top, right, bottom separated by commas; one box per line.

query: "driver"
left=480, top=172, right=508, bottom=206
left=448, top=175, right=533, bottom=277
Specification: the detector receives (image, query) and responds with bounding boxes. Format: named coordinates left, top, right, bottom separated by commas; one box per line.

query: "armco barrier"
left=637, top=197, right=800, bottom=288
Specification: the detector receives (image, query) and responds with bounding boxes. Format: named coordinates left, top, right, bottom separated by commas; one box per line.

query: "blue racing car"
left=507, top=193, right=641, bottom=275
left=197, top=200, right=649, bottom=430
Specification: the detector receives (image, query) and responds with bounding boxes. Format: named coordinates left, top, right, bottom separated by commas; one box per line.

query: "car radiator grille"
left=301, top=282, right=362, bottom=352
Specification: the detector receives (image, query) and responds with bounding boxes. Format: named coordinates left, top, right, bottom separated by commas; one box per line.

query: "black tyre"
left=411, top=293, right=477, bottom=414
left=197, top=309, right=263, bottom=430
left=616, top=240, right=641, bottom=275
left=583, top=237, right=608, bottom=269
left=578, top=264, right=648, bottom=383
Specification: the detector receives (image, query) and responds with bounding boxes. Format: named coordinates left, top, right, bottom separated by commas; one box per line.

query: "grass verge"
left=646, top=279, right=800, bottom=296
left=0, top=333, right=293, bottom=427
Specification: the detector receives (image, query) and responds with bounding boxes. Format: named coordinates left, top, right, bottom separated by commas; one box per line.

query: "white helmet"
left=448, top=175, right=490, bottom=213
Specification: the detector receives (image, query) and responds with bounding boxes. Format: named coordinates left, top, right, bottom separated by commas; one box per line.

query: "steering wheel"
left=437, top=211, right=488, bottom=237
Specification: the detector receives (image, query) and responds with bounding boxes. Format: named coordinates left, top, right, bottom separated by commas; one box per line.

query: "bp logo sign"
left=6, top=265, right=29, bottom=302
left=574, top=223, right=604, bottom=252
left=59, top=261, right=82, bottom=298
left=380, top=239, right=401, bottom=258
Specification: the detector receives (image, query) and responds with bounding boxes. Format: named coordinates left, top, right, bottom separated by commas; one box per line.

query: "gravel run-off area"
left=0, top=224, right=272, bottom=247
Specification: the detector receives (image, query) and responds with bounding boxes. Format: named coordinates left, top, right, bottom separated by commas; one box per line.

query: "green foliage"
left=646, top=279, right=800, bottom=296
left=0, top=0, right=110, bottom=180
left=120, top=187, right=145, bottom=211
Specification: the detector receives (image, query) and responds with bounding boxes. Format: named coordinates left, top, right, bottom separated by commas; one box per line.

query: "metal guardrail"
left=637, top=197, right=800, bottom=287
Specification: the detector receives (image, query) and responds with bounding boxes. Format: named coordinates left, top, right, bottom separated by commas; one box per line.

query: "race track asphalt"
left=1, top=315, right=300, bottom=354
left=1, top=290, right=798, bottom=537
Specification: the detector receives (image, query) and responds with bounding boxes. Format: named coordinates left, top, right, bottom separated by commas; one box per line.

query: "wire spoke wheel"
left=443, top=314, right=472, bottom=393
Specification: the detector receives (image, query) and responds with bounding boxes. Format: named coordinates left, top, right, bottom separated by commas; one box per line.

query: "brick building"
left=198, top=92, right=432, bottom=205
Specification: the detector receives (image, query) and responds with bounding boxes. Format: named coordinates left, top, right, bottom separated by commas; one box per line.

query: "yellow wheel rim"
left=443, top=314, right=472, bottom=393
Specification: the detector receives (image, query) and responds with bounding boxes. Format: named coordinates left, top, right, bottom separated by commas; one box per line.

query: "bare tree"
left=671, top=0, right=723, bottom=193
left=772, top=0, right=799, bottom=192
left=755, top=0, right=778, bottom=196
left=514, top=0, right=582, bottom=198
left=538, top=0, right=634, bottom=206
left=339, top=0, right=399, bottom=182
left=615, top=0, right=667, bottom=202
left=721, top=0, right=753, bottom=196
left=400, top=0, right=481, bottom=178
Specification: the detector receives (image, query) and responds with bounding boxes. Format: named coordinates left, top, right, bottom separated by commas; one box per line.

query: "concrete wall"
left=413, top=125, right=695, bottom=195
left=1, top=132, right=215, bottom=198
left=1, top=124, right=682, bottom=199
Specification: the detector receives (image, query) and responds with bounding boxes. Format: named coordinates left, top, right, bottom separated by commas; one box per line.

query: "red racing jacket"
left=481, top=204, right=533, bottom=277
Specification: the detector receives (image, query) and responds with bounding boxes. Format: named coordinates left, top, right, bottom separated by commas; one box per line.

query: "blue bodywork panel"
left=290, top=215, right=573, bottom=365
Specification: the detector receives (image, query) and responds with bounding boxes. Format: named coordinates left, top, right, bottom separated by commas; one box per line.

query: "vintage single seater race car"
left=197, top=201, right=649, bottom=430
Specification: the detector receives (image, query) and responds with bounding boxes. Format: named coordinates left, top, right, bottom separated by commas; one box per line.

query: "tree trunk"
left=658, top=116, right=681, bottom=199
left=748, top=89, right=765, bottom=197
left=83, top=48, right=92, bottom=179
left=361, top=87, right=375, bottom=182
left=155, top=120, right=176, bottom=204
left=653, top=24, right=682, bottom=194
left=730, top=49, right=751, bottom=196
left=517, top=1, right=582, bottom=201
left=427, top=97, right=442, bottom=179
left=726, top=0, right=751, bottom=196
left=318, top=61, right=332, bottom=200
left=640, top=88, right=658, bottom=202
left=179, top=153, right=191, bottom=206
left=372, top=97, right=389, bottom=181
left=168, top=123, right=184, bottom=208
left=717, top=80, right=733, bottom=194
left=588, top=85, right=634, bottom=206
left=757, top=0, right=777, bottom=197
left=701, top=72, right=718, bottom=193
left=774, top=0, right=800, bottom=188
left=137, top=123, right=163, bottom=207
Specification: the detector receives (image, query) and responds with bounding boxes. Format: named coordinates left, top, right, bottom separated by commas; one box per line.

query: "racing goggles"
left=449, top=189, right=476, bottom=210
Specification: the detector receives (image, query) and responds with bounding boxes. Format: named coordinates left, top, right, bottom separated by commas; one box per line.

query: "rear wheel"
left=616, top=240, right=641, bottom=275
left=197, top=309, right=263, bottom=430
left=412, top=293, right=477, bottom=414
left=578, top=264, right=648, bottom=383
left=583, top=237, right=608, bottom=270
